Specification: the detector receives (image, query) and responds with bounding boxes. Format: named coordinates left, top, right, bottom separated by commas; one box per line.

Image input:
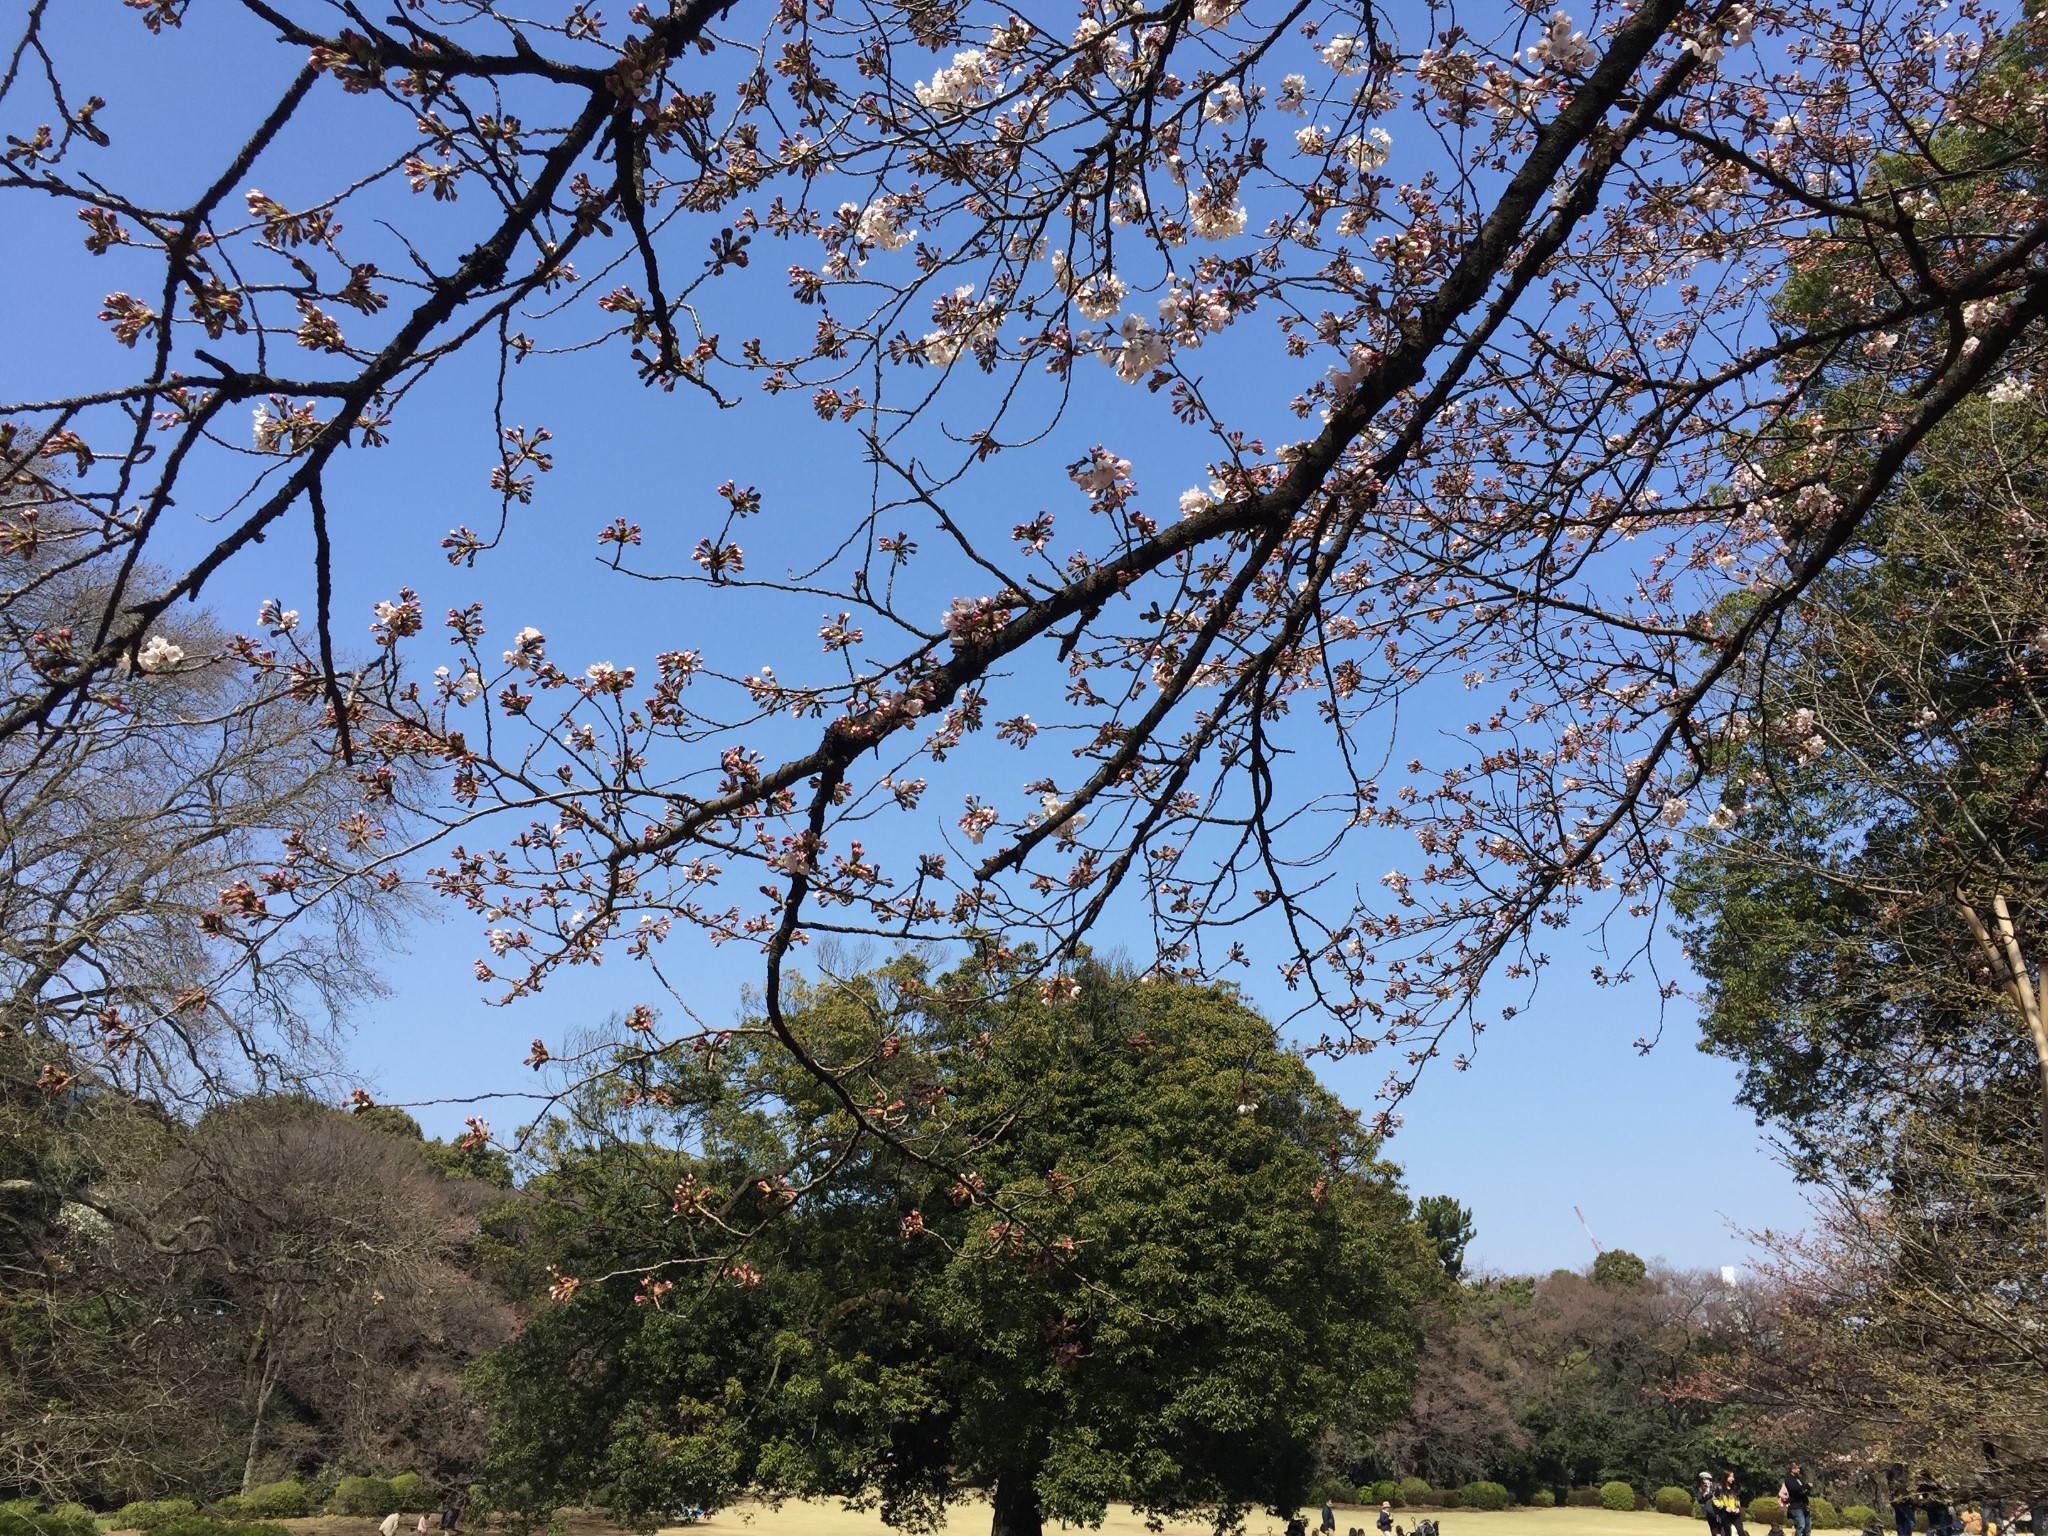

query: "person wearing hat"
left=1701, top=1475, right=1726, bottom=1536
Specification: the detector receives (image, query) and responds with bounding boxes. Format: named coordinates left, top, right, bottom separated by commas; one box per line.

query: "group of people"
left=1887, top=1484, right=2032, bottom=1536
left=1699, top=1464, right=2036, bottom=1536
left=375, top=1506, right=460, bottom=1536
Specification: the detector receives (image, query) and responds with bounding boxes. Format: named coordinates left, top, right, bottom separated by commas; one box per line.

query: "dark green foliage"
left=1416, top=1197, right=1476, bottom=1282
left=0, top=1504, right=98, bottom=1536
left=1843, top=1508, right=1880, bottom=1529
left=1602, top=1482, right=1639, bottom=1512
left=1529, top=1491, right=1556, bottom=1509
left=116, top=1503, right=199, bottom=1530
left=329, top=1477, right=397, bottom=1517
left=1590, top=1250, right=1648, bottom=1289
left=1567, top=1488, right=1604, bottom=1507
left=240, top=1484, right=309, bottom=1520
left=473, top=963, right=1442, bottom=1535
left=1657, top=1488, right=1698, bottom=1516
left=1396, top=1478, right=1433, bottom=1506
left=1310, top=1479, right=1358, bottom=1507
left=149, top=1519, right=289, bottom=1536
left=1458, top=1482, right=1510, bottom=1511
left=1811, top=1499, right=1840, bottom=1527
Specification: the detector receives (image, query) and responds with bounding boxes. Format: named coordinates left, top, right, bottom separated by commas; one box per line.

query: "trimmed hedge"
left=153, top=1519, right=289, bottom=1536
left=1603, top=1483, right=1640, bottom=1513
left=1531, top=1492, right=1557, bottom=1510
left=1811, top=1500, right=1841, bottom=1528
left=115, top=1504, right=200, bottom=1532
left=1843, top=1508, right=1880, bottom=1530
left=1460, top=1484, right=1511, bottom=1512
left=242, top=1485, right=310, bottom=1522
left=386, top=1477, right=425, bottom=1510
left=330, top=1479, right=399, bottom=1518
left=1751, top=1497, right=1789, bottom=1526
left=1364, top=1483, right=1400, bottom=1507
left=1397, top=1480, right=1434, bottom=1508
left=1657, top=1489, right=1699, bottom=1518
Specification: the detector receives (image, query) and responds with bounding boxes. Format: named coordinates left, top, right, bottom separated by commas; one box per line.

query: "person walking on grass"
left=378, top=1513, right=403, bottom=1536
left=1784, top=1464, right=1814, bottom=1536
left=1701, top=1474, right=1725, bottom=1536
left=1323, top=1502, right=1337, bottom=1536
left=1378, top=1504, right=1394, bottom=1535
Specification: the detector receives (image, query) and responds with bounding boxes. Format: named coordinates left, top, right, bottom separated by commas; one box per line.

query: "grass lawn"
left=642, top=1502, right=1707, bottom=1536
left=238, top=1503, right=1709, bottom=1536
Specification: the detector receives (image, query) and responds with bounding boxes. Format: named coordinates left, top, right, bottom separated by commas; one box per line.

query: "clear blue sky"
left=0, top=0, right=1813, bottom=1276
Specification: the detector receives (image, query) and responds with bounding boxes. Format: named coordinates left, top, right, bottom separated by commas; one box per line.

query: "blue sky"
left=0, top=0, right=1813, bottom=1275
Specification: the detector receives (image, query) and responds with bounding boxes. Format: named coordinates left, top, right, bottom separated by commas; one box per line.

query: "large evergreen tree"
left=473, top=961, right=1441, bottom=1536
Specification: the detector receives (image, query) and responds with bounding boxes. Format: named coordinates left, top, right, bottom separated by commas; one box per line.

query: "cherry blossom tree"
left=6, top=0, right=2047, bottom=1167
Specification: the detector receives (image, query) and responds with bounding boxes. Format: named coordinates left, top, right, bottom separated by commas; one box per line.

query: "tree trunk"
left=242, top=1347, right=278, bottom=1495
left=1956, top=893, right=2048, bottom=1237
left=991, top=1472, right=1044, bottom=1536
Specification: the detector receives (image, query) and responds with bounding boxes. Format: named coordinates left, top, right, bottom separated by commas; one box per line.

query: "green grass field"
left=666, top=1501, right=1705, bottom=1536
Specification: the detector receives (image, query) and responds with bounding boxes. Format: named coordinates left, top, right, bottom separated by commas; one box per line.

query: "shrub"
left=1530, top=1492, right=1557, bottom=1510
left=1842, top=1509, right=1879, bottom=1531
left=1365, top=1483, right=1400, bottom=1507
left=116, top=1504, right=200, bottom=1532
left=1432, top=1489, right=1463, bottom=1509
left=152, top=1519, right=290, bottom=1536
left=243, top=1485, right=310, bottom=1522
left=330, top=1480, right=398, bottom=1519
left=0, top=1504, right=100, bottom=1536
left=1566, top=1490, right=1603, bottom=1509
left=1602, top=1483, right=1640, bottom=1513
left=385, top=1476, right=425, bottom=1511
left=1397, top=1480, right=1434, bottom=1508
left=1810, top=1500, right=1841, bottom=1528
left=1311, top=1480, right=1357, bottom=1508
left=1460, top=1484, right=1511, bottom=1512
left=1749, top=1498, right=1788, bottom=1526
left=1657, top=1489, right=1699, bottom=1518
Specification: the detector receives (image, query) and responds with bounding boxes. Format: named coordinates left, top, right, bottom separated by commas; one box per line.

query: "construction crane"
left=1574, top=1205, right=1603, bottom=1255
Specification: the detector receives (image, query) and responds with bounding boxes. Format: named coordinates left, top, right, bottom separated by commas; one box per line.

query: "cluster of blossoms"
left=959, top=797, right=1000, bottom=844
left=1187, top=184, right=1250, bottom=241
left=922, top=285, right=1001, bottom=367
left=1527, top=10, right=1599, bottom=73
left=136, top=634, right=184, bottom=673
left=854, top=198, right=916, bottom=252
left=914, top=47, right=996, bottom=114
left=1344, top=127, right=1393, bottom=173
left=941, top=594, right=1010, bottom=643
left=1106, top=314, right=1167, bottom=382
left=1069, top=446, right=1132, bottom=496
left=1072, top=271, right=1128, bottom=322
left=501, top=626, right=546, bottom=668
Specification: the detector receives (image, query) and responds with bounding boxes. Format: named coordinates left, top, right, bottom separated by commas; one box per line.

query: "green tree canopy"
left=473, top=960, right=1442, bottom=1536
left=1416, top=1196, right=1476, bottom=1282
